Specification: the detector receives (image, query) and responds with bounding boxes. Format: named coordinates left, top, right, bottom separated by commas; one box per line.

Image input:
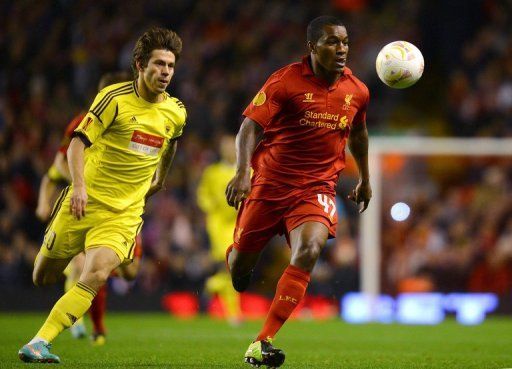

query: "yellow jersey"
left=75, top=81, right=186, bottom=210
left=197, top=162, right=238, bottom=261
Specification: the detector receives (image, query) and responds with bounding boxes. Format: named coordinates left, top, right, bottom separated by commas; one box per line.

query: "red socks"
left=89, top=284, right=107, bottom=335
left=256, top=265, right=310, bottom=341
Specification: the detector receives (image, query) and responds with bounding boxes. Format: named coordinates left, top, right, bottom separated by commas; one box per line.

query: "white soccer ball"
left=375, top=41, right=424, bottom=89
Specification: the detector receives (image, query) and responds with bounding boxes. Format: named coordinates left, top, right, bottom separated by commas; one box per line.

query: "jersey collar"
left=133, top=80, right=140, bottom=97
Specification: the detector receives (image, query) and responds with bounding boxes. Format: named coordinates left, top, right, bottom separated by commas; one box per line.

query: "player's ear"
left=136, top=60, right=144, bottom=73
left=307, top=41, right=316, bottom=54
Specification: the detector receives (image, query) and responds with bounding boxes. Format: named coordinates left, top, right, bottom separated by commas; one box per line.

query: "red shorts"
left=233, top=184, right=337, bottom=253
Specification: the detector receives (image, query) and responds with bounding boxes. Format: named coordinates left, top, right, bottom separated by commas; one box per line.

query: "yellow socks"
left=219, top=282, right=240, bottom=320
left=64, top=270, right=85, bottom=327
left=36, top=282, right=96, bottom=342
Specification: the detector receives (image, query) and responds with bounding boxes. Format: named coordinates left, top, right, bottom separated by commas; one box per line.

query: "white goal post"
left=359, top=137, right=512, bottom=297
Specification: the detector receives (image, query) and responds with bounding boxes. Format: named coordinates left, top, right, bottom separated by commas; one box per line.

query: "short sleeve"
left=74, top=90, right=118, bottom=144
left=173, top=120, right=186, bottom=139
left=353, top=85, right=370, bottom=126
left=172, top=100, right=187, bottom=139
left=243, top=73, right=287, bottom=128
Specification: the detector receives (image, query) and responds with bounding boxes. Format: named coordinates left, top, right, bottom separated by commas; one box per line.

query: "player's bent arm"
left=348, top=123, right=369, bottom=183
left=225, top=117, right=263, bottom=209
left=35, top=174, right=58, bottom=222
left=348, top=123, right=372, bottom=212
left=53, top=151, right=72, bottom=183
left=235, top=118, right=263, bottom=175
left=146, top=138, right=178, bottom=199
left=67, top=136, right=88, bottom=219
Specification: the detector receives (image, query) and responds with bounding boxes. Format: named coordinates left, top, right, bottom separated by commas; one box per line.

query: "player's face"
left=312, top=25, right=349, bottom=74
left=141, top=49, right=176, bottom=95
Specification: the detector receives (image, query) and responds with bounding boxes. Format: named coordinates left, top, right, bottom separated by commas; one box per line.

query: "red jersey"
left=243, top=56, right=369, bottom=193
left=58, top=112, right=86, bottom=154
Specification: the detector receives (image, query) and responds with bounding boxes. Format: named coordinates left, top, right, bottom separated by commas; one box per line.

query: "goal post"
left=359, top=137, right=512, bottom=298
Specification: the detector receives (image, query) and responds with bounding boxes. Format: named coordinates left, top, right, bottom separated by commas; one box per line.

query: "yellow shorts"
left=40, top=187, right=144, bottom=264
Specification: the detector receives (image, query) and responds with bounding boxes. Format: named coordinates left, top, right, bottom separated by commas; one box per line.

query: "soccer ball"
left=375, top=41, right=424, bottom=89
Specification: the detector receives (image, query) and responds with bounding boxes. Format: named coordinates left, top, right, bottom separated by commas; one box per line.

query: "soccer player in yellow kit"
left=197, top=135, right=241, bottom=325
left=19, top=27, right=186, bottom=363
left=35, top=72, right=131, bottom=342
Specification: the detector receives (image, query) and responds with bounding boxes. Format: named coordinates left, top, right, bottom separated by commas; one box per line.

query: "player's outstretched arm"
left=146, top=138, right=178, bottom=199
left=348, top=123, right=372, bottom=213
left=67, top=136, right=88, bottom=219
left=225, top=118, right=263, bottom=210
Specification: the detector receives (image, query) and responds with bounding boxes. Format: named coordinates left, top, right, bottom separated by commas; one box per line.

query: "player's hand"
left=348, top=180, right=372, bottom=213
left=225, top=171, right=251, bottom=210
left=70, top=185, right=88, bottom=220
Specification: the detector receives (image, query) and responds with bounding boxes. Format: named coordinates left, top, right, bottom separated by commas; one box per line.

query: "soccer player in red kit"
left=225, top=16, right=372, bottom=367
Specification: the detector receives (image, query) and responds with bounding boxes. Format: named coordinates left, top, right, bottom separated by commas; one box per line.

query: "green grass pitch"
left=1, top=313, right=511, bottom=368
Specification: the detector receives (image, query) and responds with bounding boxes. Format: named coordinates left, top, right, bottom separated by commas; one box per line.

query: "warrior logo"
left=302, top=93, right=315, bottom=102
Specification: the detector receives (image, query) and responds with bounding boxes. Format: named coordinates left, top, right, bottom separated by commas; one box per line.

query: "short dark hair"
left=132, top=27, right=183, bottom=78
left=307, top=16, right=345, bottom=44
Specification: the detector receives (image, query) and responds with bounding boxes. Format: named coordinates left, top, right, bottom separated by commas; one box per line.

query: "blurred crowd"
left=447, top=0, right=512, bottom=137
left=1, top=0, right=511, bottom=308
left=382, top=157, right=512, bottom=296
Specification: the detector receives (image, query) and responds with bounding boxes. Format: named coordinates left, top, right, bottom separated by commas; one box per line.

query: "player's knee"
left=230, top=260, right=253, bottom=292
left=230, top=260, right=251, bottom=280
left=232, top=273, right=251, bottom=292
left=291, top=239, right=323, bottom=270
left=32, top=256, right=46, bottom=286
left=81, top=268, right=110, bottom=289
left=32, top=271, right=45, bottom=286
left=93, top=269, right=110, bottom=285
left=118, top=261, right=139, bottom=281
left=32, top=270, right=57, bottom=287
left=228, top=248, right=259, bottom=291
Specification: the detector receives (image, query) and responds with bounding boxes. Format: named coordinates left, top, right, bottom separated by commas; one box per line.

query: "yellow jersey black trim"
left=133, top=80, right=139, bottom=97
left=72, top=132, right=92, bottom=147
left=91, top=83, right=132, bottom=117
left=128, top=221, right=144, bottom=259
